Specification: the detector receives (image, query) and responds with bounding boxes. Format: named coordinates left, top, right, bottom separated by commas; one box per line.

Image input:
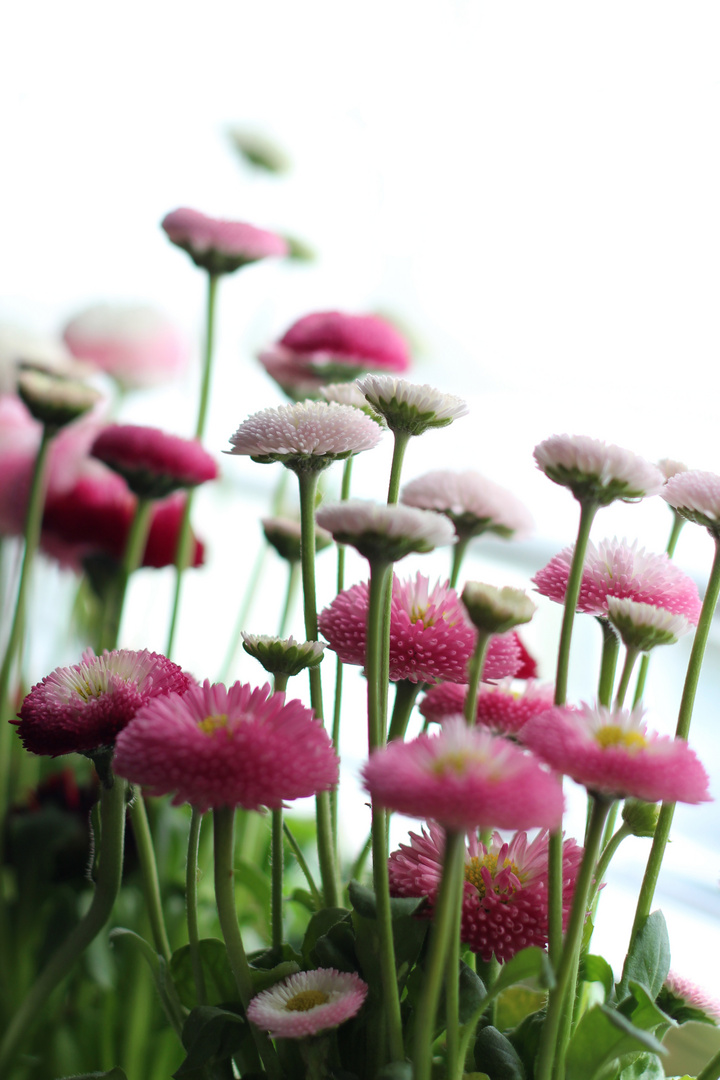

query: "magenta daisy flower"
left=14, top=649, right=190, bottom=757
left=401, top=469, right=533, bottom=541
left=532, top=538, right=702, bottom=625
left=521, top=703, right=711, bottom=804
left=247, top=968, right=368, bottom=1038
left=534, top=434, right=664, bottom=504
left=662, top=470, right=720, bottom=537
left=112, top=680, right=339, bottom=812
left=161, top=207, right=288, bottom=275
left=420, top=679, right=555, bottom=737
left=362, top=718, right=563, bottom=831
left=318, top=574, right=522, bottom=684
left=389, top=824, right=582, bottom=963
left=91, top=424, right=218, bottom=499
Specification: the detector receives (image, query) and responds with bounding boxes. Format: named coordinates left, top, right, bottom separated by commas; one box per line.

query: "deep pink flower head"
left=389, top=823, right=582, bottom=963
left=318, top=574, right=522, bottom=684
left=420, top=678, right=555, bottom=737
left=0, top=394, right=43, bottom=533
left=662, top=470, right=720, bottom=538
left=259, top=311, right=411, bottom=399
left=532, top=538, right=702, bottom=625
left=521, top=703, right=711, bottom=803
left=14, top=649, right=190, bottom=757
left=63, top=304, right=188, bottom=390
left=113, top=680, right=339, bottom=812
left=162, top=207, right=288, bottom=275
left=247, top=968, right=368, bottom=1039
left=514, top=634, right=538, bottom=678
left=91, top=424, right=218, bottom=498
left=362, top=718, right=563, bottom=831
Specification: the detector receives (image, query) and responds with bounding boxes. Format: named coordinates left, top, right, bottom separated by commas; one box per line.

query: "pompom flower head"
left=362, top=717, right=563, bottom=831
left=91, top=424, right=218, bottom=498
left=521, top=702, right=711, bottom=804
left=401, top=469, right=533, bottom=541
left=420, top=679, right=555, bottom=737
left=112, top=681, right=339, bottom=813
left=247, top=968, right=368, bottom=1039
left=227, top=401, right=382, bottom=474
left=389, top=824, right=582, bottom=963
left=162, top=207, right=288, bottom=275
left=315, top=500, right=454, bottom=562
left=14, top=649, right=190, bottom=757
left=534, top=435, right=664, bottom=505
left=356, top=375, right=468, bottom=436
left=532, top=538, right=702, bottom=625
left=662, top=470, right=720, bottom=538
left=319, top=573, right=522, bottom=683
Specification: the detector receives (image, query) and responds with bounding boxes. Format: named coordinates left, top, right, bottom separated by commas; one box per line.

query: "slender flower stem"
left=278, top=560, right=300, bottom=637
left=412, top=829, right=466, bottom=1080
left=633, top=509, right=686, bottom=707
left=629, top=536, right=720, bottom=947
left=186, top=807, right=207, bottom=1005
left=331, top=457, right=353, bottom=835
left=271, top=671, right=289, bottom=952
left=614, top=646, right=640, bottom=708
left=387, top=431, right=411, bottom=505
left=464, top=630, right=491, bottom=725
left=102, top=496, right=153, bottom=651
left=588, top=823, right=632, bottom=912
left=387, top=679, right=422, bottom=742
left=166, top=271, right=219, bottom=658
left=596, top=618, right=619, bottom=707
left=0, top=775, right=127, bottom=1073
left=449, top=535, right=471, bottom=591
left=378, top=432, right=411, bottom=737
left=129, top=794, right=172, bottom=963
left=283, top=822, right=322, bottom=908
left=367, top=561, right=392, bottom=752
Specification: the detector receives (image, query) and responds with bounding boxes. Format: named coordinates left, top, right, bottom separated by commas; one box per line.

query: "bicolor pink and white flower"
left=662, top=470, right=720, bottom=537
left=389, top=824, right=582, bottom=963
left=659, top=971, right=720, bottom=1025
left=162, top=207, right=288, bottom=275
left=315, top=500, right=455, bottom=562
left=319, top=574, right=522, bottom=683
left=534, top=435, right=664, bottom=505
left=112, top=681, right=339, bottom=812
left=247, top=968, right=368, bottom=1039
left=606, top=597, right=690, bottom=652
left=362, top=718, right=563, bottom=831
left=356, top=375, right=468, bottom=436
left=14, top=649, right=190, bottom=757
left=401, top=469, right=533, bottom=540
left=657, top=458, right=689, bottom=482
left=532, top=538, right=702, bottom=624
left=91, top=424, right=218, bottom=498
left=521, top=703, right=711, bottom=804
left=419, top=679, right=555, bottom=737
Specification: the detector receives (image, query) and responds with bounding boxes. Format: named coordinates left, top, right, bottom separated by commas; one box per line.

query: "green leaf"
left=289, top=887, right=318, bottom=912
left=234, top=857, right=272, bottom=911
left=173, top=1006, right=246, bottom=1077
left=55, top=1071, right=129, bottom=1079
left=619, top=980, right=676, bottom=1036
left=506, top=1008, right=546, bottom=1074
left=473, top=1026, right=526, bottom=1080
left=314, top=920, right=358, bottom=973
left=495, top=986, right=547, bottom=1030
left=458, top=961, right=487, bottom=1024
left=616, top=1052, right=666, bottom=1079
left=565, top=1004, right=667, bottom=1080
left=170, top=938, right=236, bottom=1009
left=580, top=954, right=615, bottom=1001
left=375, top=1065, right=413, bottom=1080
left=250, top=960, right=301, bottom=995
left=493, top=947, right=555, bottom=996
left=347, top=880, right=421, bottom=919
left=617, top=912, right=670, bottom=1000
left=302, top=907, right=351, bottom=966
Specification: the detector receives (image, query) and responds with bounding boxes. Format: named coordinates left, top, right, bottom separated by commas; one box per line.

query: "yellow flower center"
left=595, top=724, right=646, bottom=751
left=285, top=989, right=329, bottom=1012
left=464, top=854, right=523, bottom=899
left=197, top=713, right=230, bottom=736
left=433, top=750, right=473, bottom=776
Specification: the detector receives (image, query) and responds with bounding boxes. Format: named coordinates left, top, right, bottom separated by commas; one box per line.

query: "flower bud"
left=461, top=582, right=536, bottom=634
left=17, top=369, right=101, bottom=431
left=621, top=798, right=660, bottom=838
left=242, top=634, right=325, bottom=678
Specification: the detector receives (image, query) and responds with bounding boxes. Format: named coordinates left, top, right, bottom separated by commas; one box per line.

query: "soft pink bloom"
left=362, top=718, right=564, bottom=831
left=389, top=824, right=582, bottom=963
left=91, top=424, right=218, bottom=497
left=112, top=681, right=339, bottom=812
left=247, top=968, right=368, bottom=1039
left=401, top=470, right=533, bottom=540
left=0, top=322, right=81, bottom=395
left=521, top=703, right=711, bottom=803
left=662, top=971, right=720, bottom=1024
left=534, top=434, right=664, bottom=504
left=420, top=678, right=555, bottom=736
left=315, top=500, right=455, bottom=560
left=63, top=304, right=188, bottom=390
left=227, top=401, right=382, bottom=467
left=657, top=459, right=688, bottom=482
left=319, top=574, right=522, bottom=684
left=532, top=538, right=702, bottom=625
left=356, top=374, right=468, bottom=434
left=662, top=470, right=720, bottom=535
left=162, top=207, right=288, bottom=274
left=259, top=311, right=410, bottom=399
left=14, top=649, right=190, bottom=757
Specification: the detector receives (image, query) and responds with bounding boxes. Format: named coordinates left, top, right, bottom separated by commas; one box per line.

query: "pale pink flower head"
left=91, top=424, right=218, bottom=499
left=112, top=680, right=339, bottom=812
left=420, top=679, right=555, bottom=737
left=534, top=434, right=664, bottom=505
left=521, top=702, right=711, bottom=804
left=315, top=500, right=454, bottom=562
left=662, top=470, right=720, bottom=538
left=389, top=824, right=582, bottom=963
left=401, top=469, right=533, bottom=541
left=247, top=968, right=368, bottom=1039
left=0, top=323, right=78, bottom=395
left=14, top=649, right=190, bottom=757
left=658, top=971, right=720, bottom=1026
left=319, top=574, right=522, bottom=684
left=161, top=207, right=288, bottom=275
left=532, top=538, right=702, bottom=625
left=657, top=458, right=689, bottom=482
left=63, top=304, right=188, bottom=390
left=606, top=597, right=690, bottom=652
left=357, top=374, right=468, bottom=437
left=259, top=311, right=410, bottom=400
left=227, top=401, right=382, bottom=474
left=362, top=718, right=563, bottom=831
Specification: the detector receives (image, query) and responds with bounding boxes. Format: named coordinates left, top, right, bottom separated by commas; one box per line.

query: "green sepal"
left=564, top=1004, right=667, bottom=1080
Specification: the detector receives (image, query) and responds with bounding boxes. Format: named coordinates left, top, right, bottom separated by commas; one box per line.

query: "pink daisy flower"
left=315, top=500, right=455, bottom=562
left=318, top=574, right=522, bottom=684
left=659, top=971, right=720, bottom=1025
left=662, top=470, right=720, bottom=537
left=532, top=538, right=702, bottom=625
left=534, top=434, right=664, bottom=504
left=161, top=207, right=288, bottom=275
left=389, top=824, right=582, bottom=963
left=401, top=469, right=533, bottom=541
left=91, top=424, right=218, bottom=499
left=657, top=458, right=688, bottom=482
left=362, top=718, right=564, bottom=831
left=420, top=679, right=555, bottom=737
left=247, top=968, right=368, bottom=1039
left=356, top=374, right=468, bottom=436
left=14, top=649, right=190, bottom=757
left=521, top=703, right=711, bottom=804
left=63, top=304, right=188, bottom=390
left=112, top=681, right=339, bottom=812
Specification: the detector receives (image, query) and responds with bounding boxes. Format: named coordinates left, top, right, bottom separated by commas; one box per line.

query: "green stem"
left=614, top=646, right=640, bottom=708
left=588, top=822, right=632, bottom=913
left=630, top=536, right=720, bottom=946
left=464, top=630, right=491, bottom=725
left=387, top=679, right=422, bottom=741
left=271, top=671, right=289, bottom=952
left=633, top=509, right=685, bottom=707
left=278, top=560, right=300, bottom=637
left=129, top=794, right=172, bottom=963
left=186, top=807, right=207, bottom=1005
left=330, top=457, right=353, bottom=835
left=367, top=561, right=392, bottom=752
left=0, top=775, right=127, bottom=1073
left=387, top=430, right=411, bottom=505
left=596, top=618, right=619, bottom=707
left=283, top=822, right=322, bottom=909
left=349, top=832, right=373, bottom=884
left=102, top=496, right=153, bottom=651
left=218, top=541, right=269, bottom=682
left=412, top=829, right=466, bottom=1080
left=449, top=535, right=471, bottom=591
